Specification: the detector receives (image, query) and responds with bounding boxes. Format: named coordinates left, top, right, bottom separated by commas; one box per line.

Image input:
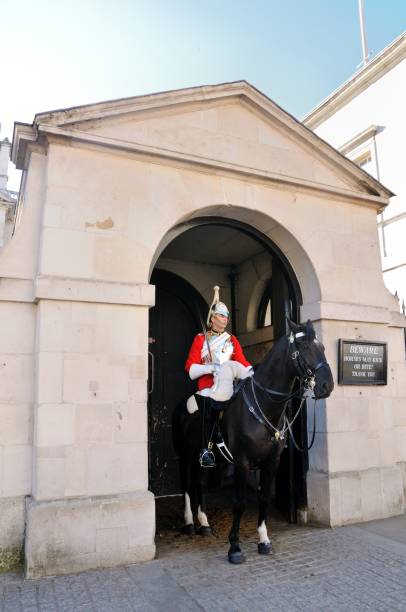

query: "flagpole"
left=358, top=0, right=369, bottom=66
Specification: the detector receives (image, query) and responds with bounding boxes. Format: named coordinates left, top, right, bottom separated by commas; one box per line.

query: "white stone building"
left=304, top=31, right=406, bottom=313
left=0, top=134, right=18, bottom=247
left=1, top=82, right=405, bottom=578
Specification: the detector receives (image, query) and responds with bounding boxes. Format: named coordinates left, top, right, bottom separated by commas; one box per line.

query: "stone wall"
left=307, top=317, right=406, bottom=525
left=0, top=301, right=35, bottom=568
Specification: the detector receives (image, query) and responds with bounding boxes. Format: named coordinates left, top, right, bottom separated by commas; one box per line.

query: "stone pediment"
left=12, top=81, right=393, bottom=203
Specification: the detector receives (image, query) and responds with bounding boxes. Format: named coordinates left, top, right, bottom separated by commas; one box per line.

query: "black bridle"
left=241, top=332, right=328, bottom=451
left=291, top=342, right=328, bottom=381
left=251, top=333, right=328, bottom=400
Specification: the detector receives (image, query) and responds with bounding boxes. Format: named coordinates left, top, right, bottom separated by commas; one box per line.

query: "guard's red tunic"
left=185, top=333, right=251, bottom=391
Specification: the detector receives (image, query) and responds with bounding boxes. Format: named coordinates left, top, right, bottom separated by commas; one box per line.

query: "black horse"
left=173, top=319, right=334, bottom=563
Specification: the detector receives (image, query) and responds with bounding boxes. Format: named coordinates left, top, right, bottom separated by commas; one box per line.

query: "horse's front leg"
left=228, top=459, right=249, bottom=564
left=257, top=465, right=273, bottom=555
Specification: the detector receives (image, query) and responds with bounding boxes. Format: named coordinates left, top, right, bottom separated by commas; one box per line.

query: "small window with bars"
left=257, top=279, right=272, bottom=328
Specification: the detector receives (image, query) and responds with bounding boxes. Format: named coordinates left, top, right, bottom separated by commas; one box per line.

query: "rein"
left=241, top=333, right=323, bottom=452
left=243, top=377, right=317, bottom=451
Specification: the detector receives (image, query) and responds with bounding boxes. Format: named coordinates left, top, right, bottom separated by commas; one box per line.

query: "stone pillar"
left=305, top=309, right=406, bottom=526
left=24, top=276, right=156, bottom=578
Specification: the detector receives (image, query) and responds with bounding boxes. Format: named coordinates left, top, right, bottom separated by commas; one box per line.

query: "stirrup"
left=199, top=448, right=216, bottom=468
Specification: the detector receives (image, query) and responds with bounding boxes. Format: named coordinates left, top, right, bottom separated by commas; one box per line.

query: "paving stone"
left=1, top=500, right=406, bottom=611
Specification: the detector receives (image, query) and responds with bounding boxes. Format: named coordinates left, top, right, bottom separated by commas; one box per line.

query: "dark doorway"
left=148, top=219, right=307, bottom=523
left=148, top=269, right=207, bottom=496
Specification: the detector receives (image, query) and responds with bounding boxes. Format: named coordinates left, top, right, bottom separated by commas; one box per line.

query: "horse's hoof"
left=258, top=541, right=273, bottom=555
left=182, top=524, right=195, bottom=536
left=228, top=550, right=246, bottom=564
left=198, top=526, right=212, bottom=537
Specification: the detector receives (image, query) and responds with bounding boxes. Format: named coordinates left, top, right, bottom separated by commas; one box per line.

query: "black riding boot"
left=199, top=399, right=222, bottom=468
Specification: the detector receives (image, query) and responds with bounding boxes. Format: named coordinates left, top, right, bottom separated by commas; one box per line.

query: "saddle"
left=186, top=377, right=248, bottom=415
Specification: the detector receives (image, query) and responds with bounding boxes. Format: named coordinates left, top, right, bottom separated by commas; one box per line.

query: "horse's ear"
left=305, top=319, right=315, bottom=334
left=306, top=319, right=316, bottom=340
left=286, top=317, right=300, bottom=333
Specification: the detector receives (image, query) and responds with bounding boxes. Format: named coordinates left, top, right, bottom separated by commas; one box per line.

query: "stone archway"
left=148, top=213, right=311, bottom=525
left=149, top=205, right=321, bottom=314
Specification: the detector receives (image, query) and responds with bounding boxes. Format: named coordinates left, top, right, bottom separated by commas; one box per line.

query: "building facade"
left=1, top=82, right=405, bottom=578
left=304, top=31, right=406, bottom=313
left=0, top=134, right=18, bottom=247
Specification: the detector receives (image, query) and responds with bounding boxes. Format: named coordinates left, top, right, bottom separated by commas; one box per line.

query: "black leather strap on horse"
left=252, top=377, right=303, bottom=403
left=291, top=345, right=328, bottom=379
left=285, top=398, right=318, bottom=452
left=244, top=346, right=319, bottom=450
left=242, top=380, right=288, bottom=440
left=251, top=338, right=317, bottom=401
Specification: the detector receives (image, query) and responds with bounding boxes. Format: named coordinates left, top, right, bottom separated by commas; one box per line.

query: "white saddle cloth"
left=198, top=360, right=253, bottom=402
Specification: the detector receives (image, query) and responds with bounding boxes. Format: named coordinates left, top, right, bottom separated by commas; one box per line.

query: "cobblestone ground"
left=2, top=495, right=406, bottom=611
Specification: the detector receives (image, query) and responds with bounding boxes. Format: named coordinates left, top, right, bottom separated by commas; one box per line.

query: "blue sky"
left=1, top=0, right=405, bottom=189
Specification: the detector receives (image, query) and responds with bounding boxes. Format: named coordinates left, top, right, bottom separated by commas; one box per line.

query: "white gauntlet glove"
left=189, top=363, right=216, bottom=380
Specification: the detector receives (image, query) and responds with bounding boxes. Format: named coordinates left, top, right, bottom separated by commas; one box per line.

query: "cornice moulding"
left=33, top=81, right=393, bottom=199
left=34, top=82, right=251, bottom=127
left=34, top=276, right=156, bottom=306
left=339, top=125, right=381, bottom=156
left=11, top=123, right=47, bottom=170
left=12, top=80, right=393, bottom=201
left=0, top=278, right=35, bottom=303
left=303, top=32, right=406, bottom=129
left=300, top=300, right=393, bottom=325
left=42, top=125, right=390, bottom=209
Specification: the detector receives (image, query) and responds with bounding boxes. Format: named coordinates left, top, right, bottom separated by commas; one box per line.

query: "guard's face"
left=211, top=313, right=228, bottom=333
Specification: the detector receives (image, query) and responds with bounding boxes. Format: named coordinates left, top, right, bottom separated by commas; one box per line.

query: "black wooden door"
left=148, top=270, right=206, bottom=496
left=272, top=258, right=307, bottom=523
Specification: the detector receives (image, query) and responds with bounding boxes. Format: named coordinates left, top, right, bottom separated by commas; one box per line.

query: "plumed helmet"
left=207, top=285, right=229, bottom=326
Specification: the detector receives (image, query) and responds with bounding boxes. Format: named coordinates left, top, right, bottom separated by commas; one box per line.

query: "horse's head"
left=287, top=319, right=334, bottom=399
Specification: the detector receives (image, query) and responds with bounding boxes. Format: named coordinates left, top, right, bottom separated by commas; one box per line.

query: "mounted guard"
left=185, top=285, right=253, bottom=467
left=174, top=316, right=334, bottom=562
